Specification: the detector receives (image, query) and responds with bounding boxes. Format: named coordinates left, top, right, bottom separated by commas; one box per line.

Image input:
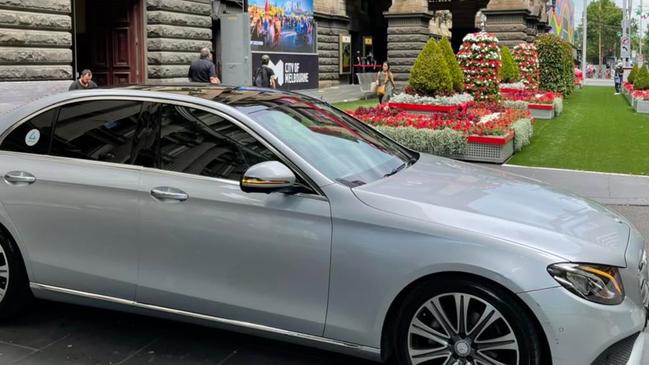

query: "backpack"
left=254, top=66, right=270, bottom=87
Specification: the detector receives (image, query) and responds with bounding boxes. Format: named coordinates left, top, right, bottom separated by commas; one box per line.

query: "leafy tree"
left=439, top=37, right=464, bottom=93
left=628, top=64, right=639, bottom=84
left=586, top=0, right=623, bottom=66
left=536, top=34, right=575, bottom=95
left=500, top=46, right=520, bottom=83
left=634, top=66, right=649, bottom=90
left=409, top=38, right=452, bottom=96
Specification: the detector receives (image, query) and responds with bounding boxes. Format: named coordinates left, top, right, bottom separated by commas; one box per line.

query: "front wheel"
left=393, top=278, right=543, bottom=365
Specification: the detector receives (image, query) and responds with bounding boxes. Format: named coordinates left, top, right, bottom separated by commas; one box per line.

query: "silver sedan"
left=0, top=86, right=646, bottom=365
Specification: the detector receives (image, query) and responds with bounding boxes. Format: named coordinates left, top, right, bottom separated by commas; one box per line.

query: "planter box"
left=451, top=131, right=514, bottom=164
left=636, top=99, right=649, bottom=113
left=625, top=90, right=633, bottom=105
left=388, top=102, right=466, bottom=114
left=528, top=103, right=555, bottom=120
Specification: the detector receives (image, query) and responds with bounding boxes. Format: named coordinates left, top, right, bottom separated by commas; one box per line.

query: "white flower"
left=391, top=93, right=475, bottom=106
left=478, top=113, right=501, bottom=125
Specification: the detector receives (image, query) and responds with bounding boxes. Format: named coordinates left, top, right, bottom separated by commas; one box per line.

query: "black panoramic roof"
left=122, top=84, right=321, bottom=110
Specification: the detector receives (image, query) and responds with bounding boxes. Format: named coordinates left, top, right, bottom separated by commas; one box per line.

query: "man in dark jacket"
left=253, top=54, right=276, bottom=88
left=188, top=48, right=221, bottom=84
left=69, top=69, right=98, bottom=90
left=614, top=61, right=624, bottom=95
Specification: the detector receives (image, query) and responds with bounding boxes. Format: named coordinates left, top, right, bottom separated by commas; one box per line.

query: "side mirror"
left=240, top=161, right=297, bottom=193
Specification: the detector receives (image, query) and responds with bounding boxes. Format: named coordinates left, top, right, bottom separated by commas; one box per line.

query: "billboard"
left=249, top=0, right=316, bottom=54
left=549, top=0, right=575, bottom=44
left=251, top=53, right=319, bottom=89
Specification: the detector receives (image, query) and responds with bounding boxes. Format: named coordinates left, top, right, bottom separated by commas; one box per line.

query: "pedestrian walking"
left=614, top=61, right=624, bottom=95
left=188, top=48, right=221, bottom=84
left=253, top=54, right=276, bottom=88
left=68, top=69, right=98, bottom=90
left=376, top=61, right=395, bottom=104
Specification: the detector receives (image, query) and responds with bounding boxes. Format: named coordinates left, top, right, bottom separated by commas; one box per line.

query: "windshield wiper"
left=384, top=162, right=407, bottom=178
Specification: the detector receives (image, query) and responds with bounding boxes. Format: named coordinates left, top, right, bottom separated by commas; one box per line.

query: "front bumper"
left=519, top=286, right=647, bottom=365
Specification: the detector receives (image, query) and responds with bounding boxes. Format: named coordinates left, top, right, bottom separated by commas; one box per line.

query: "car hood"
left=353, top=154, right=631, bottom=267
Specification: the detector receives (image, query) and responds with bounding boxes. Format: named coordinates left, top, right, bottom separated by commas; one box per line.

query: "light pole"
left=582, top=0, right=587, bottom=78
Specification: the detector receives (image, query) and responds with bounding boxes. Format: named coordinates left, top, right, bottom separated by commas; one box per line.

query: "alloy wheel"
left=407, top=293, right=519, bottom=365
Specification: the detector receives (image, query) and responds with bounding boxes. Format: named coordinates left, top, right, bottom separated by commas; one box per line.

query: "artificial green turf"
left=333, top=98, right=379, bottom=111
left=507, top=86, right=649, bottom=175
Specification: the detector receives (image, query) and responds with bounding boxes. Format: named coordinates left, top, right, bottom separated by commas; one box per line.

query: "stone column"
left=0, top=0, right=73, bottom=81
left=314, top=0, right=348, bottom=87
left=385, top=0, right=433, bottom=82
left=146, top=0, right=213, bottom=83
left=482, top=0, right=534, bottom=47
left=314, top=12, right=349, bottom=87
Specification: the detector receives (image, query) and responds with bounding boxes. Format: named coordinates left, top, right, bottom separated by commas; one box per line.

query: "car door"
left=136, top=103, right=332, bottom=336
left=0, top=99, right=143, bottom=300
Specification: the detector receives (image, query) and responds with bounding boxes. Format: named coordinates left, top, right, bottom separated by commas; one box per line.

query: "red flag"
left=265, top=0, right=270, bottom=13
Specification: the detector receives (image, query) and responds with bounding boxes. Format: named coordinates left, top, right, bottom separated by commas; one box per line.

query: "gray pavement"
left=297, top=84, right=371, bottom=104
left=479, top=164, right=649, bottom=206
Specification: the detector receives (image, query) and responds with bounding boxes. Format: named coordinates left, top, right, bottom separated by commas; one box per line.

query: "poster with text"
left=251, top=53, right=319, bottom=90
left=249, top=0, right=316, bottom=54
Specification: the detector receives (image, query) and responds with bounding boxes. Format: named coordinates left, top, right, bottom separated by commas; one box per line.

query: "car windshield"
left=241, top=100, right=417, bottom=187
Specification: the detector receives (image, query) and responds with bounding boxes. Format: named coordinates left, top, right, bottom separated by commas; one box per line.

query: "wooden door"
left=91, top=0, right=143, bottom=86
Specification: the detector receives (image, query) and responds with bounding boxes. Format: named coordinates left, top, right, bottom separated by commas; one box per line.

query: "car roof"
left=0, top=85, right=322, bottom=133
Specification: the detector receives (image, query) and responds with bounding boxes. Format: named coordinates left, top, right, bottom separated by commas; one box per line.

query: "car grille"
left=591, top=332, right=639, bottom=365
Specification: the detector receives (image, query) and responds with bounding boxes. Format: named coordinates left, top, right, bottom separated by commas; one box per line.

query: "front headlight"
left=548, top=263, right=625, bottom=305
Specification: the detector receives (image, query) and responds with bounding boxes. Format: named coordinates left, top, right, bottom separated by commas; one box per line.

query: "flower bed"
left=389, top=93, right=474, bottom=113
left=351, top=104, right=533, bottom=163
left=632, top=90, right=649, bottom=113
left=500, top=90, right=561, bottom=119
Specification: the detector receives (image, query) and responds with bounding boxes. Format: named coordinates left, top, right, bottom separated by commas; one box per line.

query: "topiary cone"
left=409, top=38, right=453, bottom=96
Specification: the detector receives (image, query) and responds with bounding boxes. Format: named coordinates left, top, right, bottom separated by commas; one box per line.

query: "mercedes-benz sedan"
left=0, top=86, right=646, bottom=365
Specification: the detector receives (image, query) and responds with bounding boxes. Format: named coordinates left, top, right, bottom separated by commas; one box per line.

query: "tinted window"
left=1, top=108, right=56, bottom=155
left=51, top=100, right=142, bottom=163
left=131, top=102, right=160, bottom=168
left=159, top=104, right=275, bottom=180
left=243, top=102, right=415, bottom=187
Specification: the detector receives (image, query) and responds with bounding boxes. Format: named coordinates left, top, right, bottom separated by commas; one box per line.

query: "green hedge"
left=500, top=46, right=520, bottom=83
left=376, top=126, right=467, bottom=156
left=409, top=39, right=453, bottom=96
left=535, top=34, right=574, bottom=95
left=439, top=37, right=465, bottom=93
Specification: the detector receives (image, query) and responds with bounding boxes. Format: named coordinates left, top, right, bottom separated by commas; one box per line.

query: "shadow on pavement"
left=0, top=300, right=378, bottom=365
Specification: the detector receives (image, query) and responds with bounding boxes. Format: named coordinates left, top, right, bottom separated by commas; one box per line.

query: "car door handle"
left=150, top=187, right=189, bottom=202
left=4, top=171, right=36, bottom=185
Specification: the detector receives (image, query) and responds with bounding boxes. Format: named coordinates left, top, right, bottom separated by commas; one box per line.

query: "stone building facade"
left=314, top=0, right=551, bottom=84
left=0, top=0, right=550, bottom=92
left=0, top=0, right=212, bottom=88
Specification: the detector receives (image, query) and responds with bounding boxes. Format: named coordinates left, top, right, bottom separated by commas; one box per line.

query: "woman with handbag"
left=376, top=61, right=395, bottom=104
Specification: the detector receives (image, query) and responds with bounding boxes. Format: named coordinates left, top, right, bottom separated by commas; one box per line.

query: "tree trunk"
left=598, top=0, right=603, bottom=78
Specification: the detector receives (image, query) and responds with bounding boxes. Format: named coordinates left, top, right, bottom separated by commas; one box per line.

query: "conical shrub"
left=409, top=38, right=453, bottom=96
left=439, top=37, right=464, bottom=93
left=628, top=64, right=639, bottom=84
left=500, top=46, right=520, bottom=83
left=634, top=66, right=649, bottom=90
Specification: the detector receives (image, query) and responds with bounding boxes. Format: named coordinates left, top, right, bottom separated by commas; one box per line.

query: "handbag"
left=376, top=84, right=385, bottom=96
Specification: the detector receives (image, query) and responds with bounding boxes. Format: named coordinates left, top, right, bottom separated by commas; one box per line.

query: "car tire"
left=0, top=232, right=32, bottom=320
left=393, top=277, right=543, bottom=365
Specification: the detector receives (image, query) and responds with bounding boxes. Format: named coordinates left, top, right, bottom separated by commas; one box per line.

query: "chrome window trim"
left=30, top=282, right=379, bottom=358
left=0, top=95, right=325, bottom=197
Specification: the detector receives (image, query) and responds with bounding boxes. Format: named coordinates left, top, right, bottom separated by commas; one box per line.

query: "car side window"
left=51, top=100, right=143, bottom=163
left=158, top=104, right=276, bottom=180
left=131, top=102, right=160, bottom=168
left=0, top=108, right=57, bottom=155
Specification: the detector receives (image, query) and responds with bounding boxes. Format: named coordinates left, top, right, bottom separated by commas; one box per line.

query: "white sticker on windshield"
left=25, top=129, right=40, bottom=147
